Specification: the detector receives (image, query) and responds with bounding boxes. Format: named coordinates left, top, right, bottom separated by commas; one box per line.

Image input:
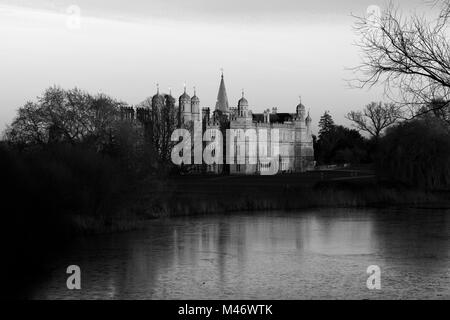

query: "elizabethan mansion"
left=171, top=72, right=315, bottom=175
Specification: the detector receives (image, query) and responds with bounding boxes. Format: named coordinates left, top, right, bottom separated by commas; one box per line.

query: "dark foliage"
left=5, top=86, right=124, bottom=149
left=315, top=124, right=370, bottom=165
left=0, top=143, right=128, bottom=298
left=376, top=118, right=450, bottom=190
left=318, top=111, right=334, bottom=139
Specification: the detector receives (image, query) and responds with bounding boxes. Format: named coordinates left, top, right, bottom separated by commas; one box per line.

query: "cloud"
left=0, top=0, right=388, bottom=24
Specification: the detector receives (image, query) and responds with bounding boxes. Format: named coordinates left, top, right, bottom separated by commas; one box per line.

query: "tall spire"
left=215, top=70, right=229, bottom=112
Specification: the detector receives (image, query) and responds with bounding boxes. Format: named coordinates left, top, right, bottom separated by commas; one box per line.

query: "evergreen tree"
left=318, top=111, right=334, bottom=139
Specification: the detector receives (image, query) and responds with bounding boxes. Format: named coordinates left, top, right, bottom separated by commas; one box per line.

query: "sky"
left=0, top=0, right=430, bottom=133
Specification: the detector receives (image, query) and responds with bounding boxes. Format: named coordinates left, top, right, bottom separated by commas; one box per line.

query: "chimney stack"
left=202, top=107, right=210, bottom=122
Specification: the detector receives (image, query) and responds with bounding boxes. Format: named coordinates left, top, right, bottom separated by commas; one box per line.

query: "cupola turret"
left=296, top=96, right=306, bottom=121
left=179, top=83, right=192, bottom=124
left=191, top=86, right=200, bottom=121
left=238, top=89, right=249, bottom=117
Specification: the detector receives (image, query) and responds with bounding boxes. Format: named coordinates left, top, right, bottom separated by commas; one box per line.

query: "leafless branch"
left=346, top=101, right=402, bottom=138
left=350, top=0, right=450, bottom=118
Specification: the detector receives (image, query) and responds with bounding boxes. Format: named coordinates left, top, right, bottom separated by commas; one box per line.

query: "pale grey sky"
left=0, top=0, right=429, bottom=133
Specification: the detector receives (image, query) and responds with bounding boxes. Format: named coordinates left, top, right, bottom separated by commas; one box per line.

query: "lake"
left=33, top=208, right=450, bottom=299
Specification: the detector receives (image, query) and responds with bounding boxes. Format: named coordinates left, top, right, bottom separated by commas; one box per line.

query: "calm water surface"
left=33, top=208, right=450, bottom=299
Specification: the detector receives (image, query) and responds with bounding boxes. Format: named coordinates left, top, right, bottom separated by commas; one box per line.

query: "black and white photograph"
left=0, top=0, right=449, bottom=307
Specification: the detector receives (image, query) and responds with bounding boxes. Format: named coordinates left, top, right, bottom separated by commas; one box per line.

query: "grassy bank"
left=69, top=179, right=448, bottom=233
left=117, top=171, right=450, bottom=221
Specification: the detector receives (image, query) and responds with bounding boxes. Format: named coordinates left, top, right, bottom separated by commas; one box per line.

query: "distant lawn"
left=170, top=168, right=377, bottom=197
left=122, top=165, right=450, bottom=219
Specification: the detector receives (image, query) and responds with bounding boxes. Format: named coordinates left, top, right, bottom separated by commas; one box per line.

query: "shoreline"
left=78, top=201, right=450, bottom=234
left=69, top=177, right=450, bottom=234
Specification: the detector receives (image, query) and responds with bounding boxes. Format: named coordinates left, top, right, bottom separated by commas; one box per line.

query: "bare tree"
left=5, top=86, right=122, bottom=147
left=352, top=0, right=450, bottom=118
left=138, top=94, right=178, bottom=165
left=346, top=102, right=402, bottom=139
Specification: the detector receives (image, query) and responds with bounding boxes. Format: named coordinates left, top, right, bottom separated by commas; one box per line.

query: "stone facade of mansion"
left=176, top=73, right=315, bottom=175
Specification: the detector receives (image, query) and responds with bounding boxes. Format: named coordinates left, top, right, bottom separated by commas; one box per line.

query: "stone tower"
left=152, top=84, right=164, bottom=122
left=303, top=110, right=315, bottom=169
left=179, top=85, right=191, bottom=124
left=191, top=87, right=200, bottom=121
left=305, top=110, right=312, bottom=138
left=237, top=90, right=250, bottom=118
left=294, top=98, right=308, bottom=172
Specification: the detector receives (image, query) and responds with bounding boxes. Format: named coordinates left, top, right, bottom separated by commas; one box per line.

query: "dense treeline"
left=315, top=105, right=450, bottom=190
left=1, top=86, right=181, bottom=234
left=315, top=110, right=373, bottom=165
left=377, top=118, right=450, bottom=190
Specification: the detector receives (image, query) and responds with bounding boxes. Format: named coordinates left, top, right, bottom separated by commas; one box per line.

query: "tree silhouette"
left=352, top=0, right=450, bottom=118
left=318, top=111, right=335, bottom=139
left=6, top=87, right=123, bottom=148
left=137, top=94, right=178, bottom=166
left=347, top=102, right=402, bottom=140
